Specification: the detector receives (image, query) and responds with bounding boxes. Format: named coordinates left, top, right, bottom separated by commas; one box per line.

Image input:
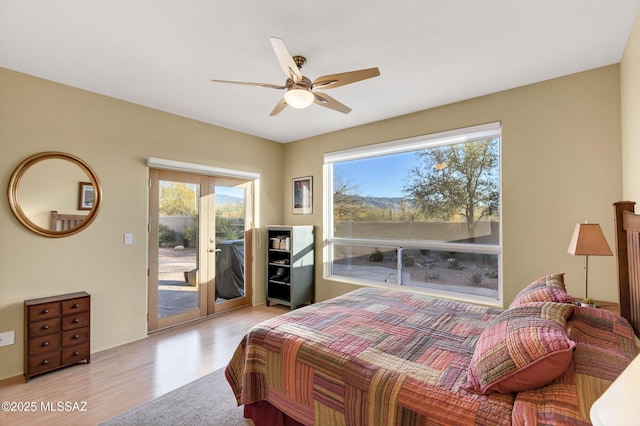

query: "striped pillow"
left=465, top=302, right=575, bottom=395
left=510, top=273, right=574, bottom=308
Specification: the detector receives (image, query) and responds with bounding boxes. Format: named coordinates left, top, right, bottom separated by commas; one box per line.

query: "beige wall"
left=283, top=65, right=622, bottom=307
left=622, top=12, right=640, bottom=202
left=0, top=68, right=284, bottom=380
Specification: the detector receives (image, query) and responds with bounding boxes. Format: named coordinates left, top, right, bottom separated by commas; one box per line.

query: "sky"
left=215, top=185, right=244, bottom=199
left=334, top=151, right=418, bottom=198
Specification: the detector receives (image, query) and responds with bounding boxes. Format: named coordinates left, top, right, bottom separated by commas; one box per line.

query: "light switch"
left=124, top=233, right=133, bottom=245
left=0, top=331, right=15, bottom=347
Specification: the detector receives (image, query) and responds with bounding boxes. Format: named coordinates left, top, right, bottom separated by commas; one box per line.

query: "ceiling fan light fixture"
left=284, top=88, right=314, bottom=109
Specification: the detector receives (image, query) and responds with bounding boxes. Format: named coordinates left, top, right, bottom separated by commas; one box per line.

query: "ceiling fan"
left=211, top=37, right=380, bottom=116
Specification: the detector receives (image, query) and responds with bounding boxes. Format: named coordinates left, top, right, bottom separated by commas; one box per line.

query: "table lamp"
left=567, top=222, right=613, bottom=305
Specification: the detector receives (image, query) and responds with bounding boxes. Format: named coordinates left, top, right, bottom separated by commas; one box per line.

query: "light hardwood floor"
left=0, top=304, right=288, bottom=426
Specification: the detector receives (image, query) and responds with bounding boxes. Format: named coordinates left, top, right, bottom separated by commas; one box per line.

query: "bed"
left=49, top=210, right=85, bottom=231
left=226, top=201, right=640, bottom=425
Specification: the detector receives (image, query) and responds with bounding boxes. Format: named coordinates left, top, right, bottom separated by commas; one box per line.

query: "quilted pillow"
left=465, top=302, right=575, bottom=395
left=509, top=273, right=574, bottom=308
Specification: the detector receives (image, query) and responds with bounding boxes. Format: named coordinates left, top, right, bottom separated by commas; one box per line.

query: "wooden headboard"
left=50, top=210, right=85, bottom=231
left=613, top=201, right=640, bottom=336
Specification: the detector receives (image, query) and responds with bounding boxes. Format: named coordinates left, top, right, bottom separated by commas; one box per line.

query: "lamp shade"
left=567, top=223, right=613, bottom=256
left=284, top=89, right=314, bottom=109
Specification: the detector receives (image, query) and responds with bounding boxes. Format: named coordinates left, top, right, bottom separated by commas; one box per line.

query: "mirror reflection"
left=19, top=158, right=91, bottom=230
left=8, top=152, right=102, bottom=237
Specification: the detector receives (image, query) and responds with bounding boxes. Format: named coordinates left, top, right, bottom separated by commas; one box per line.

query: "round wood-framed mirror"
left=7, top=152, right=103, bottom=237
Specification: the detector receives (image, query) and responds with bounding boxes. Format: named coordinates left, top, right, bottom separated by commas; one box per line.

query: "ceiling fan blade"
left=269, top=97, right=288, bottom=116
left=312, top=67, right=380, bottom=90
left=313, top=92, right=351, bottom=114
left=270, top=37, right=303, bottom=83
left=211, top=79, right=285, bottom=90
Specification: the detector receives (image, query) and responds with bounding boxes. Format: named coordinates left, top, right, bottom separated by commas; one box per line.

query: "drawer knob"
left=41, top=309, right=49, bottom=314
left=72, top=303, right=80, bottom=309
left=41, top=360, right=49, bottom=365
left=42, top=325, right=49, bottom=330
left=73, top=318, right=80, bottom=324
left=73, top=351, right=79, bottom=356
left=73, top=334, right=80, bottom=339
left=41, top=341, right=49, bottom=347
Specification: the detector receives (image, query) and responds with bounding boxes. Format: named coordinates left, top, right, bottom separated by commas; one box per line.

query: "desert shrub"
left=159, top=224, right=178, bottom=246
left=182, top=224, right=197, bottom=247
left=403, top=255, right=416, bottom=267
left=447, top=258, right=463, bottom=270
left=216, top=215, right=244, bottom=241
left=485, top=269, right=499, bottom=279
left=467, top=272, right=483, bottom=285
left=368, top=248, right=384, bottom=262
left=427, top=270, right=440, bottom=280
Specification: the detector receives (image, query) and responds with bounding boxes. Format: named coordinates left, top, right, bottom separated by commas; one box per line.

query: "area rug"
left=101, top=368, right=251, bottom=425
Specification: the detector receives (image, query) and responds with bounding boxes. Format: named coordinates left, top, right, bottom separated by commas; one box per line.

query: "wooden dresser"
left=593, top=300, right=620, bottom=315
left=24, top=292, right=90, bottom=381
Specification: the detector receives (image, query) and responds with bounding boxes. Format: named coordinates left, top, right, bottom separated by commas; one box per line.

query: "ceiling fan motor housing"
left=292, top=55, right=307, bottom=69
left=286, top=76, right=312, bottom=91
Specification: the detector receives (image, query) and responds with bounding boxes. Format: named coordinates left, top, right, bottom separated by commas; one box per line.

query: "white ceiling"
left=1, top=1, right=639, bottom=143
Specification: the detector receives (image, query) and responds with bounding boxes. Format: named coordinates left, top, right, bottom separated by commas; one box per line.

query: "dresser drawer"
left=29, top=318, right=61, bottom=337
left=61, top=312, right=90, bottom=330
left=28, top=302, right=61, bottom=321
left=62, top=343, right=90, bottom=364
left=28, top=352, right=61, bottom=375
left=28, top=334, right=61, bottom=356
left=62, top=297, right=89, bottom=314
left=61, top=327, right=89, bottom=346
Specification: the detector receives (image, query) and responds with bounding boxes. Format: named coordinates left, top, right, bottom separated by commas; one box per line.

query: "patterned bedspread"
left=226, top=288, right=638, bottom=425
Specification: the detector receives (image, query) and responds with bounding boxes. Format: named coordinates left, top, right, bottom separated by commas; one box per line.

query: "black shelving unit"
left=266, top=226, right=314, bottom=309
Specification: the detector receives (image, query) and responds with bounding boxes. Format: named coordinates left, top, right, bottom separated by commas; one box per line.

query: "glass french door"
left=148, top=169, right=252, bottom=331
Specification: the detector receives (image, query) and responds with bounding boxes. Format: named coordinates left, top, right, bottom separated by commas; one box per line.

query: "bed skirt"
left=244, top=401, right=304, bottom=426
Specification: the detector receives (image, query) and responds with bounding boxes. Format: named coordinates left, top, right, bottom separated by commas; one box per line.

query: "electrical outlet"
left=0, top=331, right=15, bottom=347
left=124, top=233, right=133, bottom=245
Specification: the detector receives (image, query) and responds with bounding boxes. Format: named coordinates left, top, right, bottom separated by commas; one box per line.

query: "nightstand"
left=593, top=300, right=620, bottom=315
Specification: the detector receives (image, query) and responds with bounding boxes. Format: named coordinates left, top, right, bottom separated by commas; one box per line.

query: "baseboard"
left=0, top=374, right=25, bottom=387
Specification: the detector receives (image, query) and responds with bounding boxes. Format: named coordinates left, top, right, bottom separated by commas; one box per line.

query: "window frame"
left=323, top=122, right=502, bottom=306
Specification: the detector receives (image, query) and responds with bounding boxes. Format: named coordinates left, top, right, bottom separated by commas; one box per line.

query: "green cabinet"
left=266, top=226, right=314, bottom=309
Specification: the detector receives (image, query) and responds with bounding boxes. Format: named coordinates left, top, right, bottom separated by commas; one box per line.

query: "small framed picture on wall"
left=78, top=182, right=95, bottom=210
left=293, top=176, right=312, bottom=215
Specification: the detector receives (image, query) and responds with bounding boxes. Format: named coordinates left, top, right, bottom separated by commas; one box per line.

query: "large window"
left=324, top=123, right=502, bottom=304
